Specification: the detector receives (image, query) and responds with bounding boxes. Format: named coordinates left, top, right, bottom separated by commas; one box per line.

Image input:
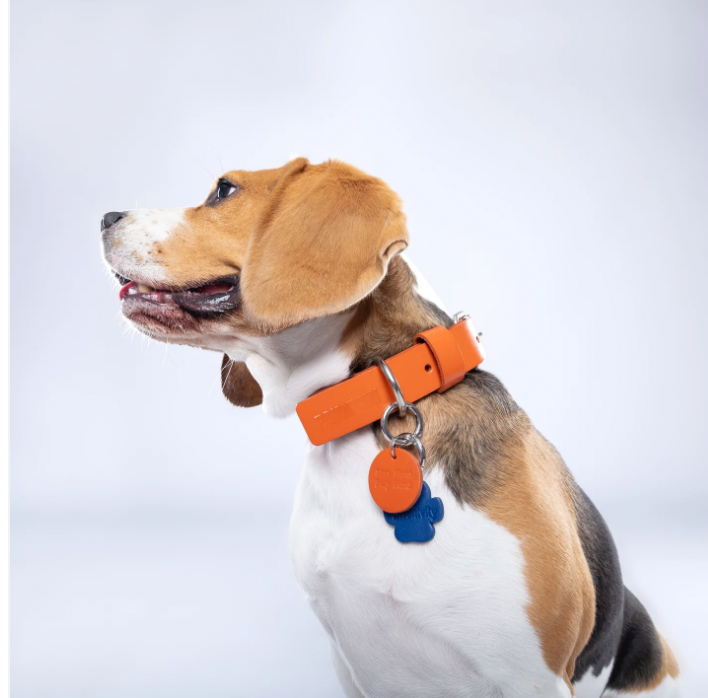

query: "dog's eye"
left=216, top=179, right=239, bottom=201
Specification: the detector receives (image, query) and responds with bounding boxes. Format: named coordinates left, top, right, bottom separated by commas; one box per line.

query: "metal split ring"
left=390, top=433, right=427, bottom=470
left=453, top=311, right=471, bottom=323
left=375, top=357, right=407, bottom=416
left=376, top=358, right=427, bottom=471
left=380, top=401, right=423, bottom=443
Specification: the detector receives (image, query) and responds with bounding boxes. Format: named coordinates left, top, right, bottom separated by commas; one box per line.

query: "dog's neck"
left=344, top=254, right=453, bottom=376
left=223, top=255, right=449, bottom=419
left=235, top=311, right=355, bottom=419
left=225, top=254, right=526, bottom=509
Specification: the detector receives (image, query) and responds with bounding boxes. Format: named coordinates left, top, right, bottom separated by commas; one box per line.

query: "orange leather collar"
left=296, top=318, right=486, bottom=445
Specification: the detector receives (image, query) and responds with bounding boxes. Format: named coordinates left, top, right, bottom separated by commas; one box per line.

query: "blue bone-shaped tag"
left=383, top=482, right=444, bottom=543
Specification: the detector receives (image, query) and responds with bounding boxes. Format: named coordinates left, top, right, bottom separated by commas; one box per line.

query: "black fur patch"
left=606, top=587, right=666, bottom=691
left=571, top=488, right=670, bottom=691
left=571, top=486, right=625, bottom=683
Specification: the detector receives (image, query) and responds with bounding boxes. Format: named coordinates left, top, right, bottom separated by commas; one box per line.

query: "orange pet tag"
left=368, top=447, right=423, bottom=514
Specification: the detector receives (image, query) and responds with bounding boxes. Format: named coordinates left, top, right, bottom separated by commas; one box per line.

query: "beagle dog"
left=102, top=158, right=679, bottom=697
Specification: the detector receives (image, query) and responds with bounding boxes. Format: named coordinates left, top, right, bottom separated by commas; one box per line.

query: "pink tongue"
left=119, top=281, right=136, bottom=300
left=197, top=284, right=234, bottom=295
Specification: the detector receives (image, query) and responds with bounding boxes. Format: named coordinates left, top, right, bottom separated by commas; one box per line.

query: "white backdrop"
left=11, top=1, right=708, bottom=696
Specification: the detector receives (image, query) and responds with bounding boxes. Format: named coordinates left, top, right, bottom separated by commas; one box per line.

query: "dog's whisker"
left=207, top=358, right=232, bottom=397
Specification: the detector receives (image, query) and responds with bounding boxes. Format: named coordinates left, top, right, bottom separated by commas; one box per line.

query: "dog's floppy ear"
left=241, top=158, right=409, bottom=325
left=221, top=355, right=263, bottom=408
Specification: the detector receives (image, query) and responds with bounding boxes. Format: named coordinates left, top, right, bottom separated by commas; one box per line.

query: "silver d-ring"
left=390, top=433, right=427, bottom=470
left=453, top=311, right=470, bottom=323
left=380, top=401, right=423, bottom=443
left=375, top=357, right=407, bottom=416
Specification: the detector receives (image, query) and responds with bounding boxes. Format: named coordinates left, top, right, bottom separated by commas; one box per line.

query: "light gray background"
left=11, top=1, right=708, bottom=695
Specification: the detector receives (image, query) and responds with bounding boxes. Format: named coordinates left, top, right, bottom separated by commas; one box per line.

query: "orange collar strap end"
left=296, top=318, right=486, bottom=446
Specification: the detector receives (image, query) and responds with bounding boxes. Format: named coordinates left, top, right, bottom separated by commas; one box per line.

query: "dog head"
left=102, top=157, right=409, bottom=408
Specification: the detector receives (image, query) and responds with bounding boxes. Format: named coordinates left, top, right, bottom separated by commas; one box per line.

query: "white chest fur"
left=289, top=429, right=572, bottom=698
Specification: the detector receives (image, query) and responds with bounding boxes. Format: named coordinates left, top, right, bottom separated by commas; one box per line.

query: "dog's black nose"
left=101, top=211, right=126, bottom=231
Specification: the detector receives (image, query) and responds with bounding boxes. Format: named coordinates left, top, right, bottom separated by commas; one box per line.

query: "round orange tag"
left=368, top=447, right=423, bottom=514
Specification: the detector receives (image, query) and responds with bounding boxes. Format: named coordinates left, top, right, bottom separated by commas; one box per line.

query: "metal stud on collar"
left=453, top=310, right=482, bottom=337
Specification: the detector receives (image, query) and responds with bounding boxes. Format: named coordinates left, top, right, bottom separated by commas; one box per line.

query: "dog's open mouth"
left=116, top=273, right=241, bottom=315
